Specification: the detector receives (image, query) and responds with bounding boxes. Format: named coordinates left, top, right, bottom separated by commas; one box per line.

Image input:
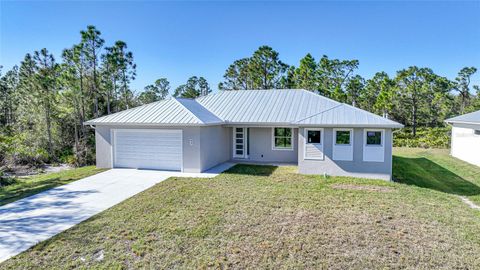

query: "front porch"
left=229, top=127, right=299, bottom=164
left=230, top=159, right=298, bottom=167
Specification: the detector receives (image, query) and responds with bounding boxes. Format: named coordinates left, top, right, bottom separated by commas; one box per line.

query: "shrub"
left=0, top=133, right=50, bottom=166
left=0, top=170, right=17, bottom=187
left=393, top=127, right=451, bottom=148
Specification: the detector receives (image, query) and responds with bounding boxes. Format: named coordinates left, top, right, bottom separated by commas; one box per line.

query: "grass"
left=2, top=149, right=480, bottom=269
left=0, top=166, right=107, bottom=206
left=393, top=147, right=480, bottom=204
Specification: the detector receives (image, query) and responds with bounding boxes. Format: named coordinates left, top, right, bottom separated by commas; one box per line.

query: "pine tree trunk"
left=45, top=98, right=53, bottom=158
left=412, top=100, right=417, bottom=137
left=93, top=45, right=99, bottom=118
left=122, top=70, right=129, bottom=109
left=79, top=72, right=87, bottom=135
left=107, top=90, right=111, bottom=114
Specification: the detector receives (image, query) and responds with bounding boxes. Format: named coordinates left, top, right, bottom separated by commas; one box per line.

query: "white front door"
left=113, top=129, right=183, bottom=171
left=233, top=127, right=248, bottom=159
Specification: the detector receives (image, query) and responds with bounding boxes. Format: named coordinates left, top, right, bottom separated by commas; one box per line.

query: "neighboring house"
left=85, top=89, right=403, bottom=180
left=445, top=110, right=480, bottom=167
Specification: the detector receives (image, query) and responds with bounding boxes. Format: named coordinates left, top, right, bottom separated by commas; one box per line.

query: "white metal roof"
left=84, top=98, right=223, bottom=126
left=85, top=89, right=403, bottom=128
left=196, top=89, right=340, bottom=124
left=445, top=110, right=480, bottom=125
left=294, top=103, right=403, bottom=128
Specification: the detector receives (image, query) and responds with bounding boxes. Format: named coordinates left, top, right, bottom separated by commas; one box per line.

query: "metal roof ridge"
left=298, top=89, right=341, bottom=105
left=340, top=102, right=401, bottom=125
left=173, top=98, right=224, bottom=124
left=293, top=103, right=344, bottom=123
left=173, top=98, right=205, bottom=124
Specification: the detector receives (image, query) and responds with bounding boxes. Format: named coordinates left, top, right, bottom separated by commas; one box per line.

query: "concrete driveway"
left=0, top=163, right=233, bottom=263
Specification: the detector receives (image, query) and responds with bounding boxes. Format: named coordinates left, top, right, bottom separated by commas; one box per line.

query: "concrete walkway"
left=459, top=196, right=480, bottom=210
left=0, top=163, right=234, bottom=263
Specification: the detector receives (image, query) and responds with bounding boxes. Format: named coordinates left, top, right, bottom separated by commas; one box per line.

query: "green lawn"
left=393, top=147, right=480, bottom=204
left=2, top=149, right=480, bottom=269
left=0, top=166, right=107, bottom=206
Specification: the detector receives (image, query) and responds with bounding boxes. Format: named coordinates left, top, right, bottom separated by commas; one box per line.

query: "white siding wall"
left=451, top=126, right=480, bottom=166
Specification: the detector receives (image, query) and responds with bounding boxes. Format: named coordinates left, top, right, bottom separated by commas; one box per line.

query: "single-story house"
left=85, top=89, right=403, bottom=180
left=445, top=110, right=480, bottom=167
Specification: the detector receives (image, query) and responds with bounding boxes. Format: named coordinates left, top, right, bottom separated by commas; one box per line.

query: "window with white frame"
left=366, top=131, right=382, bottom=146
left=335, top=130, right=351, bottom=145
left=304, top=128, right=324, bottom=160
left=273, top=128, right=293, bottom=150
left=307, top=130, right=321, bottom=144
left=363, top=129, right=385, bottom=162
left=475, top=130, right=480, bottom=136
left=333, top=129, right=353, bottom=161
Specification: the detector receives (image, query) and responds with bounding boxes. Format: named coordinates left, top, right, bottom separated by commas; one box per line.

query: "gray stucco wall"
left=298, top=127, right=393, bottom=180
left=94, top=125, right=204, bottom=173
left=200, top=126, right=230, bottom=171
left=240, top=127, right=298, bottom=163
left=223, top=127, right=298, bottom=163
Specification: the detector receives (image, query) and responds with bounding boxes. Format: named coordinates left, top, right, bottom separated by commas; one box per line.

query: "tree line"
left=1, top=26, right=478, bottom=168
left=0, top=26, right=211, bottom=167
left=218, top=46, right=479, bottom=136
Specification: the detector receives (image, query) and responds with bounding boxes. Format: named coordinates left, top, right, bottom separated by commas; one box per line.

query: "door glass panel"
left=234, top=127, right=246, bottom=158
left=307, top=130, right=321, bottom=144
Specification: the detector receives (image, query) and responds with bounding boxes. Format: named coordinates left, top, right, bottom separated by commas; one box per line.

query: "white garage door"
left=113, top=129, right=183, bottom=171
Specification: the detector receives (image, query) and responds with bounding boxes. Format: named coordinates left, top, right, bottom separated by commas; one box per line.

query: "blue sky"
left=1, top=1, right=479, bottom=94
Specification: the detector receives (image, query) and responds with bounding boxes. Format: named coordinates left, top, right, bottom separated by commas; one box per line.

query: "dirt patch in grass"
left=331, top=184, right=394, bottom=192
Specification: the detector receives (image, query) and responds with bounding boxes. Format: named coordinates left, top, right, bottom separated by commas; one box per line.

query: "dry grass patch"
left=331, top=183, right=394, bottom=192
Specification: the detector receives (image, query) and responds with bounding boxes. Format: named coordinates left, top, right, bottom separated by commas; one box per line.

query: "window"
left=273, top=128, right=293, bottom=150
left=304, top=128, right=324, bottom=160
left=335, top=130, right=351, bottom=145
left=307, top=130, right=321, bottom=144
left=366, top=131, right=382, bottom=145
left=475, top=130, right=480, bottom=136
left=333, top=129, right=353, bottom=161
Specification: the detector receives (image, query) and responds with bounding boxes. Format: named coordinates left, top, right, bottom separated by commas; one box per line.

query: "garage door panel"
left=113, top=129, right=182, bottom=171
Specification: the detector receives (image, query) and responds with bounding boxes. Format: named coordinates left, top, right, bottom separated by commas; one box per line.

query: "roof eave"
left=83, top=122, right=224, bottom=127
left=296, top=123, right=404, bottom=128
left=445, top=120, right=480, bottom=125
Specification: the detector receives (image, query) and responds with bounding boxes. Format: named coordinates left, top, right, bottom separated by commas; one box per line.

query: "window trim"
left=333, top=128, right=353, bottom=146
left=232, top=127, right=248, bottom=159
left=304, top=128, right=324, bottom=160
left=272, top=127, right=294, bottom=151
left=364, top=129, right=384, bottom=147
